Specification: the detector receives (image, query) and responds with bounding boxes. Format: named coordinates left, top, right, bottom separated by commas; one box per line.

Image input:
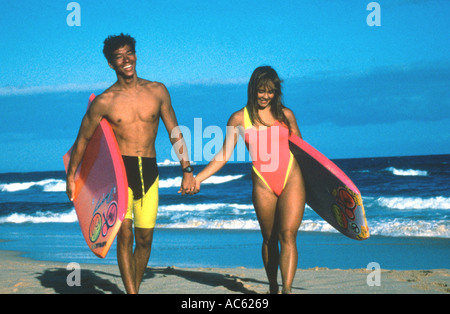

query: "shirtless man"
left=66, top=34, right=196, bottom=294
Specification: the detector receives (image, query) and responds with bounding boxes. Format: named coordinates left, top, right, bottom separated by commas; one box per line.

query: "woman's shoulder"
left=282, top=106, right=294, bottom=117
left=282, top=107, right=297, bottom=122
left=227, top=107, right=245, bottom=127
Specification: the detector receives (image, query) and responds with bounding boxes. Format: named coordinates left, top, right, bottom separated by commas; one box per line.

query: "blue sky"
left=0, top=0, right=449, bottom=172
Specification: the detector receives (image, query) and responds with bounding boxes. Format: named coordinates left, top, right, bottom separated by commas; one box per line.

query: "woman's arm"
left=284, top=108, right=302, bottom=139
left=194, top=110, right=244, bottom=191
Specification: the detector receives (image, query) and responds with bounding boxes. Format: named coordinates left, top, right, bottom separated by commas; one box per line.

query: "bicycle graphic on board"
left=88, top=201, right=118, bottom=243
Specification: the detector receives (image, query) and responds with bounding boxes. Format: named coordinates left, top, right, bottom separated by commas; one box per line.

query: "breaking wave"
left=386, top=167, right=428, bottom=177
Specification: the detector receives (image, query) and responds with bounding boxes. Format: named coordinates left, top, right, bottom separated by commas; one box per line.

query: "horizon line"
left=1, top=152, right=449, bottom=175
left=0, top=78, right=249, bottom=97
left=1, top=60, right=448, bottom=97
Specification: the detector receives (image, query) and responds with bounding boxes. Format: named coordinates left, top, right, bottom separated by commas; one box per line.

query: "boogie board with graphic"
left=63, top=94, right=128, bottom=258
left=289, top=134, right=369, bottom=240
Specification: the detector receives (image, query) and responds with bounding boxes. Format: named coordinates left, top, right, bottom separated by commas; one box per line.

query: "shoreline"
left=1, top=249, right=449, bottom=294
left=1, top=228, right=449, bottom=270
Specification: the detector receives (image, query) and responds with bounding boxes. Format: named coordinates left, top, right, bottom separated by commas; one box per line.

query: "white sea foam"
left=157, top=217, right=450, bottom=238
left=377, top=196, right=450, bottom=210
left=386, top=167, right=428, bottom=176
left=158, top=218, right=260, bottom=230
left=0, top=179, right=66, bottom=192
left=159, top=203, right=254, bottom=212
left=0, top=209, right=77, bottom=224
left=0, top=174, right=244, bottom=193
left=1, top=206, right=448, bottom=238
left=157, top=159, right=198, bottom=167
left=157, top=159, right=184, bottom=167
left=299, top=220, right=337, bottom=233
left=368, top=219, right=450, bottom=238
left=159, top=174, right=244, bottom=188
left=42, top=180, right=67, bottom=192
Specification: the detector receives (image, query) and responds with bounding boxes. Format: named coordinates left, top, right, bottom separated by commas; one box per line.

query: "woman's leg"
left=252, top=172, right=280, bottom=293
left=276, top=161, right=306, bottom=293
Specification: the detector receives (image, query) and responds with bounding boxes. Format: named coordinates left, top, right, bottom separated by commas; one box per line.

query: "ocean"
left=0, top=154, right=449, bottom=270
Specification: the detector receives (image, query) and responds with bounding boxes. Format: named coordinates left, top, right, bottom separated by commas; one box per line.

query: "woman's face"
left=256, top=82, right=275, bottom=108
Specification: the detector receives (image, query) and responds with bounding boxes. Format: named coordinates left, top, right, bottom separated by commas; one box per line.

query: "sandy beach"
left=1, top=249, right=448, bottom=294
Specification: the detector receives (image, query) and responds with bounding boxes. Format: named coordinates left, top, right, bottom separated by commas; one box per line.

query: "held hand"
left=194, top=177, right=201, bottom=194
left=178, top=173, right=196, bottom=195
left=178, top=176, right=201, bottom=195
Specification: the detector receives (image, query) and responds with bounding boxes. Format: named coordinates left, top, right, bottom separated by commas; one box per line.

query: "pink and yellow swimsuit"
left=243, top=107, right=294, bottom=196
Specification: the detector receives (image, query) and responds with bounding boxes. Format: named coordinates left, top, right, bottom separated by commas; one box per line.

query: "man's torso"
left=99, top=79, right=163, bottom=157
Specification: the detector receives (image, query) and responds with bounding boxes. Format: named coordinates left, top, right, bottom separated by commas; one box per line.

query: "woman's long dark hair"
left=246, top=66, right=291, bottom=132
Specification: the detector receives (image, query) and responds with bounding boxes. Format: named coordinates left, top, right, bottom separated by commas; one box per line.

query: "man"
left=66, top=33, right=196, bottom=294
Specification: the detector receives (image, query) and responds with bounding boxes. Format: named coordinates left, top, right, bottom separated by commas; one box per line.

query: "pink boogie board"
left=63, top=94, right=128, bottom=258
left=289, top=134, right=369, bottom=240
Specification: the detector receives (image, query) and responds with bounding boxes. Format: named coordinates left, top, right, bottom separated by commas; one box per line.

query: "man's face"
left=109, top=44, right=137, bottom=77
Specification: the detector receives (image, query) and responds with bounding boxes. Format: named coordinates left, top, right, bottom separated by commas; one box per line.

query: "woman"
left=194, top=66, right=306, bottom=294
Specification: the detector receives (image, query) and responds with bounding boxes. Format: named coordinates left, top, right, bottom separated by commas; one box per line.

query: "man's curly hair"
left=103, top=33, right=136, bottom=64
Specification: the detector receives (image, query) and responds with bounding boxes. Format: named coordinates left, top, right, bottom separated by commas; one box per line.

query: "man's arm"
left=158, top=84, right=196, bottom=195
left=66, top=98, right=107, bottom=201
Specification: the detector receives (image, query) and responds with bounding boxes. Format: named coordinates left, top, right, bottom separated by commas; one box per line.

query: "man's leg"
left=117, top=219, right=137, bottom=294
left=133, top=227, right=154, bottom=293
